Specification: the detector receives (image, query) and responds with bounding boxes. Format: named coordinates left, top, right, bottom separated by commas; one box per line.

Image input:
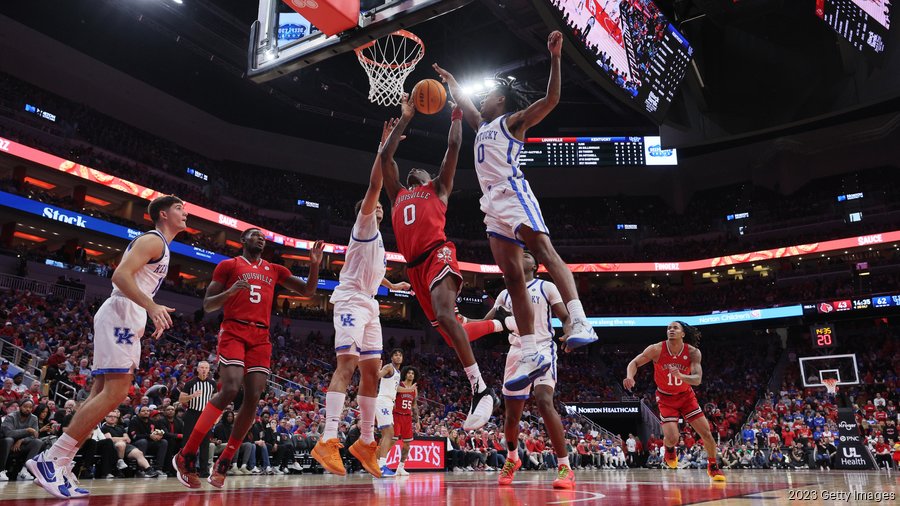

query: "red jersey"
left=654, top=341, right=693, bottom=395
left=212, top=257, right=291, bottom=326
left=394, top=388, right=416, bottom=415
left=392, top=181, right=448, bottom=260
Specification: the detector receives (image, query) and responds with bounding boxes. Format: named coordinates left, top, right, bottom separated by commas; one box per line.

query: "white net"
left=823, top=378, right=839, bottom=394
left=355, top=30, right=425, bottom=106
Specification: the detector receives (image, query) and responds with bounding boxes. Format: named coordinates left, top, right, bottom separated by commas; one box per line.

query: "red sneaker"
left=664, top=448, right=679, bottom=469
left=173, top=452, right=201, bottom=489
left=552, top=465, right=576, bottom=489
left=497, top=458, right=522, bottom=486
left=707, top=463, right=726, bottom=482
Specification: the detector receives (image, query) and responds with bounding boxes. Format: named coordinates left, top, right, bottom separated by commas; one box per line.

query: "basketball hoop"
left=823, top=378, right=839, bottom=395
left=355, top=30, right=425, bottom=106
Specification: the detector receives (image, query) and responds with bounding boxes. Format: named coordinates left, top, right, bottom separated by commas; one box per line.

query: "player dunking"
left=29, top=195, right=185, bottom=498
left=434, top=31, right=597, bottom=394
left=381, top=96, right=500, bottom=431
left=623, top=321, right=726, bottom=481
left=478, top=251, right=575, bottom=489
left=174, top=230, right=324, bottom=488
left=392, top=366, right=419, bottom=476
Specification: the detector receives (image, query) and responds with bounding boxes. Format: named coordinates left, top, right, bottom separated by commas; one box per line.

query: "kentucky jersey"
left=654, top=341, right=693, bottom=395
left=331, top=210, right=386, bottom=302
left=378, top=366, right=401, bottom=402
left=473, top=114, right=526, bottom=197
left=111, top=230, right=170, bottom=299
left=211, top=256, right=292, bottom=327
left=392, top=181, right=448, bottom=260
left=493, top=279, right=562, bottom=344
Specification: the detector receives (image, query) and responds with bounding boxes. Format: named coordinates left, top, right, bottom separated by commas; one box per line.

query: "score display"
left=811, top=324, right=837, bottom=348
left=518, top=136, right=677, bottom=168
left=816, top=0, right=891, bottom=55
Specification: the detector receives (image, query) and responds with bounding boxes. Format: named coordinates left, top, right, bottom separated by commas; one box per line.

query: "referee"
left=179, top=361, right=217, bottom=477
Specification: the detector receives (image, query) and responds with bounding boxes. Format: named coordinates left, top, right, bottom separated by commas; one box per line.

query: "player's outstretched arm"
left=281, top=240, right=325, bottom=296
left=361, top=120, right=393, bottom=215
left=378, top=364, right=394, bottom=378
left=380, top=97, right=413, bottom=202
left=381, top=278, right=411, bottom=291
left=433, top=63, right=482, bottom=131
left=671, top=348, right=703, bottom=386
left=623, top=343, right=659, bottom=391
left=507, top=31, right=562, bottom=137
left=111, top=234, right=175, bottom=337
left=435, top=102, right=462, bottom=202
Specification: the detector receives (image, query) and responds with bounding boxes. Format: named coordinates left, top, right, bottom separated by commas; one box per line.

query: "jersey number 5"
left=249, top=285, right=261, bottom=304
left=667, top=372, right=683, bottom=387
left=403, top=204, right=416, bottom=225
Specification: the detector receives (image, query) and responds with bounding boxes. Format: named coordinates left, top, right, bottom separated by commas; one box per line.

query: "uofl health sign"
left=834, top=408, right=876, bottom=470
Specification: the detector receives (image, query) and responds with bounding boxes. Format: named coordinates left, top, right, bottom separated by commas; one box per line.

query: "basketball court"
left=0, top=469, right=897, bottom=505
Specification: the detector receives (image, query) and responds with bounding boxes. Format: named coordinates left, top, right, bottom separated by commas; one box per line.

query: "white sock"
left=47, top=433, right=79, bottom=465
left=358, top=395, right=376, bottom=444
left=508, top=448, right=520, bottom=462
left=463, top=364, right=487, bottom=393
left=504, top=316, right=518, bottom=334
left=559, top=456, right=570, bottom=467
left=566, top=300, right=586, bottom=321
left=518, top=334, right=537, bottom=355
left=323, top=391, right=346, bottom=441
left=378, top=457, right=386, bottom=468
left=491, top=320, right=503, bottom=333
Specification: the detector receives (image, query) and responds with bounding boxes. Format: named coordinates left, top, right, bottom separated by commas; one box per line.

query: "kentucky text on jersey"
left=475, top=130, right=499, bottom=142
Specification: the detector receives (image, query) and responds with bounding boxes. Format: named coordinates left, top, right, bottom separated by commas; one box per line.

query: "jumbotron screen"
left=542, top=0, right=693, bottom=122
left=816, top=0, right=892, bottom=55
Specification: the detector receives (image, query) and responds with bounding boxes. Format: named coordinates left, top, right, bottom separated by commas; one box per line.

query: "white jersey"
left=378, top=365, right=401, bottom=401
left=474, top=114, right=526, bottom=198
left=494, top=279, right=562, bottom=345
left=110, top=230, right=170, bottom=299
left=331, top=210, right=386, bottom=302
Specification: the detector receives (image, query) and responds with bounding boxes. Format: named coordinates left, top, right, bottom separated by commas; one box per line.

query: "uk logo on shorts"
left=114, top=327, right=135, bottom=344
left=340, top=314, right=355, bottom=327
left=382, top=408, right=390, bottom=416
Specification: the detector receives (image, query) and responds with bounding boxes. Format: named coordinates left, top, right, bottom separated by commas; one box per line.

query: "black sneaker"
left=463, top=385, right=500, bottom=431
left=493, top=306, right=512, bottom=333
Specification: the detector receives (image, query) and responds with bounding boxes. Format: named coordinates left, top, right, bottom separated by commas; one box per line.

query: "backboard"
left=798, top=354, right=860, bottom=388
left=248, top=0, right=472, bottom=82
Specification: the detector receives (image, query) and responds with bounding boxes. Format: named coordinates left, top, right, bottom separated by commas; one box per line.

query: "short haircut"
left=241, top=228, right=262, bottom=240
left=390, top=348, right=404, bottom=358
left=147, top=195, right=183, bottom=223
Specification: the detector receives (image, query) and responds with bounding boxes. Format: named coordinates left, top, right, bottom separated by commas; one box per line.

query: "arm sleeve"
left=351, top=211, right=379, bottom=242
left=212, top=259, right=233, bottom=285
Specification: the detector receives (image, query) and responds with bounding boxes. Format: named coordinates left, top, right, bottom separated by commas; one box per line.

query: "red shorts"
left=393, top=412, right=413, bottom=441
left=217, top=320, right=272, bottom=375
left=656, top=388, right=703, bottom=424
left=407, top=242, right=462, bottom=343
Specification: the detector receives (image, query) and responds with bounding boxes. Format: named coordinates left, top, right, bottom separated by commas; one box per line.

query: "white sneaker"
left=396, top=466, right=409, bottom=476
left=63, top=463, right=90, bottom=497
left=463, top=383, right=499, bottom=431
left=248, top=467, right=262, bottom=475
left=289, top=462, right=302, bottom=471
left=503, top=351, right=552, bottom=392
left=18, top=469, right=32, bottom=481
left=0, top=470, right=7, bottom=481
left=563, top=318, right=597, bottom=351
left=25, top=452, right=71, bottom=498
left=117, top=459, right=128, bottom=470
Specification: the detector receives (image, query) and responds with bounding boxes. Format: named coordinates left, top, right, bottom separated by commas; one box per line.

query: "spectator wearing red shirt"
left=864, top=401, right=876, bottom=419
left=874, top=436, right=892, bottom=469
left=782, top=426, right=796, bottom=447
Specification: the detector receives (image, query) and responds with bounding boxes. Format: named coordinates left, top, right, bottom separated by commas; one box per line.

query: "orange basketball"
left=411, top=79, right=447, bottom=114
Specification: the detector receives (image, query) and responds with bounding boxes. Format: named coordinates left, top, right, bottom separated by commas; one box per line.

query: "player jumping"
left=174, top=230, right=324, bottom=488
left=623, top=321, right=726, bottom=482
left=434, top=31, right=597, bottom=394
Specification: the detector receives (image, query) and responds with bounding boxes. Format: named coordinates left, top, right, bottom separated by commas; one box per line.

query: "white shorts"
left=333, top=295, right=382, bottom=359
left=481, top=179, right=549, bottom=245
left=376, top=397, right=394, bottom=429
left=502, top=339, right=558, bottom=398
left=92, top=296, right=145, bottom=375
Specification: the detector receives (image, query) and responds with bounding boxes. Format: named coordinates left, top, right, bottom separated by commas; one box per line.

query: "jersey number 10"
left=667, top=372, right=683, bottom=386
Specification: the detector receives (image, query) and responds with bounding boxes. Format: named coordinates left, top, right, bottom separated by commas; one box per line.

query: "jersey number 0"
left=403, top=204, right=416, bottom=225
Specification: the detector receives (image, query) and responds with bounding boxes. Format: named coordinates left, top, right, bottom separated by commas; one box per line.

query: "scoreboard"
left=811, top=324, right=837, bottom=349
left=518, top=136, right=677, bottom=168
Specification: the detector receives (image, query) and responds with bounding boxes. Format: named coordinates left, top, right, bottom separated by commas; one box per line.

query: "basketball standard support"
left=249, top=0, right=473, bottom=82
left=282, top=0, right=359, bottom=37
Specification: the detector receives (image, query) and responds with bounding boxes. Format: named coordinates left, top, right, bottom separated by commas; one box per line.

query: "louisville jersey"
left=212, top=256, right=291, bottom=326
left=392, top=181, right=448, bottom=260
left=110, top=230, right=170, bottom=299
left=473, top=114, right=526, bottom=196
left=393, top=388, right=416, bottom=416
left=654, top=341, right=693, bottom=394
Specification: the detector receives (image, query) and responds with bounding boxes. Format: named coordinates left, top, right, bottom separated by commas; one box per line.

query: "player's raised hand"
left=548, top=30, right=563, bottom=57
left=432, top=63, right=454, bottom=84
left=309, top=240, right=325, bottom=265
left=400, top=92, right=415, bottom=119
left=382, top=118, right=406, bottom=145
left=147, top=302, right=175, bottom=330
left=623, top=377, right=636, bottom=391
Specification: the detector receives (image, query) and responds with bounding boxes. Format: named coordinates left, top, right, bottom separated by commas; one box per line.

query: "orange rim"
left=355, top=29, right=425, bottom=70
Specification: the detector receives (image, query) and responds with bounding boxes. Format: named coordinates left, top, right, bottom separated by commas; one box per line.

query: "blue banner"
left=0, top=191, right=229, bottom=265
left=551, top=305, right=804, bottom=328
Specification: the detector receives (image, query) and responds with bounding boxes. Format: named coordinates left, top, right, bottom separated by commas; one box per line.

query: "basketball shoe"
left=463, top=383, right=499, bottom=430
left=497, top=457, right=522, bottom=485
left=707, top=463, right=726, bottom=482
left=664, top=447, right=679, bottom=469
left=552, top=464, right=576, bottom=489
left=208, top=457, right=232, bottom=488
left=504, top=351, right=551, bottom=392
left=26, top=452, right=70, bottom=499
left=173, top=452, right=201, bottom=489
left=312, top=438, right=346, bottom=476
left=563, top=318, right=597, bottom=351
left=349, top=440, right=382, bottom=478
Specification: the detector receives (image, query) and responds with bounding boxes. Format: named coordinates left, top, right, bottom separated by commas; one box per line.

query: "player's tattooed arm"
left=623, top=343, right=660, bottom=391
left=670, top=348, right=703, bottom=386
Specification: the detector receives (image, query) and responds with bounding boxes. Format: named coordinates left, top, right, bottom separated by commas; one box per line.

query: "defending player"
left=622, top=321, right=726, bottom=481
left=434, top=31, right=597, bottom=393
left=381, top=96, right=500, bottom=431
left=174, top=230, right=324, bottom=488
left=392, top=366, right=419, bottom=476
left=29, top=195, right=185, bottom=498
left=479, top=251, right=575, bottom=489
left=311, top=120, right=404, bottom=479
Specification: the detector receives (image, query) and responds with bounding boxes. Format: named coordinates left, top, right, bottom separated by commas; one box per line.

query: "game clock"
left=811, top=324, right=837, bottom=348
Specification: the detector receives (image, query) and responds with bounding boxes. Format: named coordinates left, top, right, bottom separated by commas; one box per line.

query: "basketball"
left=411, top=79, right=447, bottom=114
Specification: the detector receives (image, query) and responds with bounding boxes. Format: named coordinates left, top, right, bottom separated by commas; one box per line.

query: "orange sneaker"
left=552, top=465, right=576, bottom=489
left=664, top=448, right=679, bottom=469
left=207, top=456, right=232, bottom=489
left=349, top=440, right=382, bottom=478
left=173, top=452, right=201, bottom=489
left=312, top=438, right=346, bottom=476
left=707, top=463, right=726, bottom=482
left=497, top=457, right=522, bottom=486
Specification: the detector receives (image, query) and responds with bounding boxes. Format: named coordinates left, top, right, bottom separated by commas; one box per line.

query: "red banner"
left=3, top=137, right=897, bottom=274
left=384, top=438, right=445, bottom=470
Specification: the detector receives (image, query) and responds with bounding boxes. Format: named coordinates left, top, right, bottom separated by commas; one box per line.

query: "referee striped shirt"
left=183, top=376, right=217, bottom=412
